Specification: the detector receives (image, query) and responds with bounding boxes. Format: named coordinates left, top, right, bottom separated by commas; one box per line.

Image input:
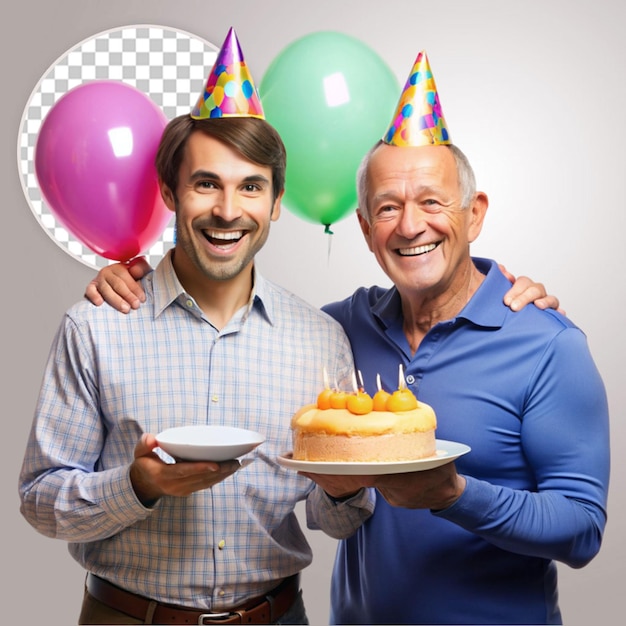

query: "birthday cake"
left=291, top=378, right=437, bottom=463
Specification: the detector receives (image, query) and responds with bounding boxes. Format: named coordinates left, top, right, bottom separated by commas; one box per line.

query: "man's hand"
left=299, top=472, right=373, bottom=501
left=500, top=264, right=564, bottom=314
left=85, top=257, right=152, bottom=313
left=302, top=461, right=466, bottom=510
left=130, top=434, right=242, bottom=506
left=372, top=463, right=466, bottom=510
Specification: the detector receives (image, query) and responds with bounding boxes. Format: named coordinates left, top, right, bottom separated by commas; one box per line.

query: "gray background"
left=3, top=1, right=624, bottom=624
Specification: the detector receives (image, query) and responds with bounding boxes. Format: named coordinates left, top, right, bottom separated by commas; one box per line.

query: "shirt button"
left=211, top=396, right=219, bottom=403
left=219, top=590, right=225, bottom=597
left=406, top=375, right=415, bottom=384
left=218, top=540, right=225, bottom=550
left=186, top=299, right=193, bottom=308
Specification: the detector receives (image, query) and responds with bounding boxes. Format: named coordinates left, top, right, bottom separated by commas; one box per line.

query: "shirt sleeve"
left=434, top=327, right=610, bottom=568
left=18, top=314, right=153, bottom=541
left=305, top=486, right=376, bottom=539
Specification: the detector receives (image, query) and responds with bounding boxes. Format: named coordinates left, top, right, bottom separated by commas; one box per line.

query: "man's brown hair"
left=155, top=116, right=287, bottom=204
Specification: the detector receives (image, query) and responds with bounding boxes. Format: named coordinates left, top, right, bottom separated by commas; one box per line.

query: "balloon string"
left=324, top=224, right=333, bottom=264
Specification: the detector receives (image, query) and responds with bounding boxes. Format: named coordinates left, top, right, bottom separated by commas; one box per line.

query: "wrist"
left=129, top=462, right=161, bottom=507
left=432, top=474, right=467, bottom=512
left=326, top=488, right=362, bottom=503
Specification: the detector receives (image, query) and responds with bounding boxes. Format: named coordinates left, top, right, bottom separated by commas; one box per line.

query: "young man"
left=19, top=29, right=362, bottom=625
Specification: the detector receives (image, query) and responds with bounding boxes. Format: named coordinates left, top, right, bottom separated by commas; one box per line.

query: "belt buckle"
left=198, top=611, right=233, bottom=624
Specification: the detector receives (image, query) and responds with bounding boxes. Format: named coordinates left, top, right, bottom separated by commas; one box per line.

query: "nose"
left=211, top=189, right=243, bottom=222
left=396, top=204, right=428, bottom=239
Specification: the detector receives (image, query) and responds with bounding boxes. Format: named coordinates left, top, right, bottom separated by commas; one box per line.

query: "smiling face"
left=358, top=144, right=487, bottom=305
left=161, top=131, right=282, bottom=288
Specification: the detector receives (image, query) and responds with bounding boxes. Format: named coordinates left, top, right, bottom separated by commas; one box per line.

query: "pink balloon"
left=35, top=81, right=171, bottom=262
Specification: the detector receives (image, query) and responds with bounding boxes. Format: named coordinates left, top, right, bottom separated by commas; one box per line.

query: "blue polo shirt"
left=322, top=258, right=609, bottom=625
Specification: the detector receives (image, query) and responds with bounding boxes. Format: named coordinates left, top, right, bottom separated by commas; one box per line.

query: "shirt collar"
left=455, top=257, right=509, bottom=329
left=151, top=251, right=185, bottom=317
left=372, top=257, right=508, bottom=331
left=151, top=250, right=273, bottom=325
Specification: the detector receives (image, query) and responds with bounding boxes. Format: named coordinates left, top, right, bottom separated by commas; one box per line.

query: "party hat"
left=383, top=51, right=451, bottom=146
left=191, top=27, right=264, bottom=120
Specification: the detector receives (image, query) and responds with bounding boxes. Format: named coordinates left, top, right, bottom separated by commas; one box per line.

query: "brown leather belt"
left=86, top=573, right=300, bottom=624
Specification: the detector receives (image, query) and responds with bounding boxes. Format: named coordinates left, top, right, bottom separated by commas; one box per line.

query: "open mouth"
left=397, top=241, right=441, bottom=257
left=202, top=229, right=246, bottom=249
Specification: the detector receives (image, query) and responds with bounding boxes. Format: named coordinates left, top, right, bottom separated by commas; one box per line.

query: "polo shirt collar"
left=372, top=257, right=508, bottom=331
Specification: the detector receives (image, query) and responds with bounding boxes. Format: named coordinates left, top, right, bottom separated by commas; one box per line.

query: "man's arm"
left=85, top=256, right=152, bottom=313
left=371, top=328, right=609, bottom=568
left=19, top=314, right=242, bottom=541
left=498, top=264, right=565, bottom=314
left=304, top=483, right=376, bottom=540
left=85, top=259, right=562, bottom=313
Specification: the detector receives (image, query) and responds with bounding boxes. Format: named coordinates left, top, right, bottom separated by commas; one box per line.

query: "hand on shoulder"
left=499, top=264, right=564, bottom=315
left=84, top=256, right=153, bottom=313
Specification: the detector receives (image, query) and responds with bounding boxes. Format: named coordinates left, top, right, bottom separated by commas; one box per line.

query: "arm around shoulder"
left=84, top=256, right=153, bottom=313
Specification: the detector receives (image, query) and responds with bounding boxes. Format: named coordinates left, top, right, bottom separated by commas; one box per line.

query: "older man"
left=305, top=53, right=610, bottom=625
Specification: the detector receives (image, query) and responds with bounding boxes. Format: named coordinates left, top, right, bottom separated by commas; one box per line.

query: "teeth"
left=398, top=243, right=437, bottom=256
left=205, top=230, right=243, bottom=241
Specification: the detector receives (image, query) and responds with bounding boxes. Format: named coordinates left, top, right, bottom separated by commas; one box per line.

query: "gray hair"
left=356, top=142, right=477, bottom=222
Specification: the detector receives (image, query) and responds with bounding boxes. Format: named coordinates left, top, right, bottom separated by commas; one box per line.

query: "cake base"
left=292, top=430, right=436, bottom=463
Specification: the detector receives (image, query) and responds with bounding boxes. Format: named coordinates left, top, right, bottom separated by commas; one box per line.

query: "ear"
left=357, top=208, right=374, bottom=252
left=270, top=190, right=283, bottom=222
left=159, top=180, right=176, bottom=213
left=467, top=191, right=489, bottom=243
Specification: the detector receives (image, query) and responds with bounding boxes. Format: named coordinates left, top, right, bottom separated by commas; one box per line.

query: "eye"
left=372, top=204, right=399, bottom=221
left=422, top=198, right=443, bottom=213
left=196, top=180, right=218, bottom=191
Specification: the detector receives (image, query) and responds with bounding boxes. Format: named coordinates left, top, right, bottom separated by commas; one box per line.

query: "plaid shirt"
left=19, top=252, right=359, bottom=610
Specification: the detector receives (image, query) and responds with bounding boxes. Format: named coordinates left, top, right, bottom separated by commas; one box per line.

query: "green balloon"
left=260, top=31, right=399, bottom=227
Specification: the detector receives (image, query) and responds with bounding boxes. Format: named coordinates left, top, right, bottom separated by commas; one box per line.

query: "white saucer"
left=156, top=425, right=264, bottom=461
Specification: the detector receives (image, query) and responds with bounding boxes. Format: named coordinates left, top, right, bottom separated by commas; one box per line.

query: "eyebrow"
left=371, top=190, right=400, bottom=204
left=189, top=170, right=271, bottom=186
left=371, top=185, right=444, bottom=204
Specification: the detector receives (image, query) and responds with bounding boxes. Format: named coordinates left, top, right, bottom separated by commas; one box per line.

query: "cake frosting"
left=291, top=383, right=437, bottom=462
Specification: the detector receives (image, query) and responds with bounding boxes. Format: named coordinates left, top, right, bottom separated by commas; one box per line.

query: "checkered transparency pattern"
left=17, top=25, right=218, bottom=269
